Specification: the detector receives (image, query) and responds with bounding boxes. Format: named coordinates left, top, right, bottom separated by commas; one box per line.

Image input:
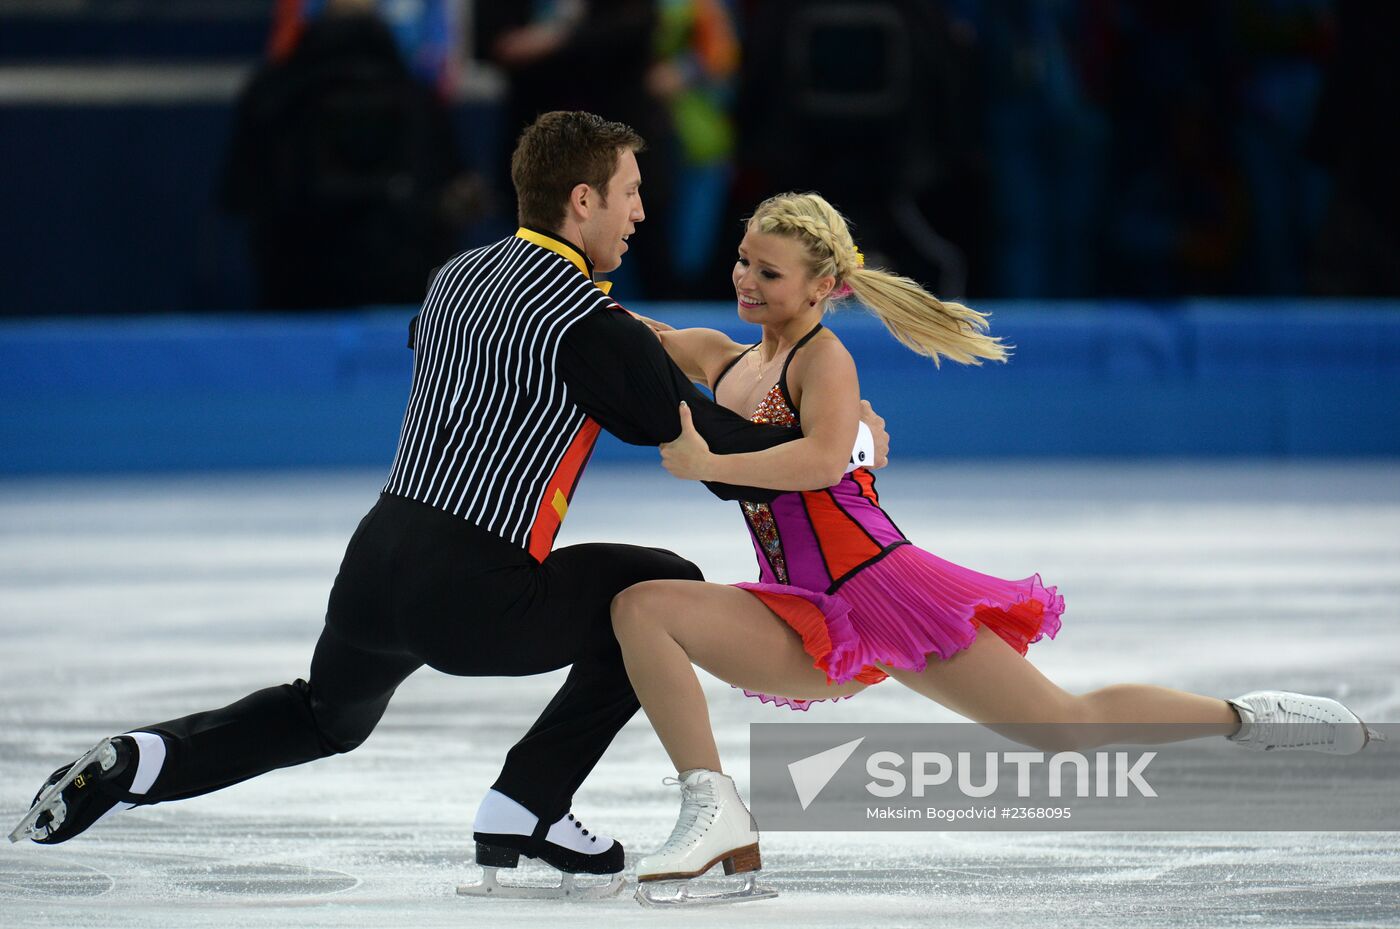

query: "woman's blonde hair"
left=747, top=192, right=1008, bottom=367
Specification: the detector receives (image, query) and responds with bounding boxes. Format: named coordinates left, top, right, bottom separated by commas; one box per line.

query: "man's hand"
left=660, top=402, right=715, bottom=480
left=860, top=400, right=890, bottom=469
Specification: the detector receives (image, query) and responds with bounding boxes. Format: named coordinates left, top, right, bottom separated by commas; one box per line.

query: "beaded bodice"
left=729, top=367, right=906, bottom=594
left=740, top=380, right=797, bottom=583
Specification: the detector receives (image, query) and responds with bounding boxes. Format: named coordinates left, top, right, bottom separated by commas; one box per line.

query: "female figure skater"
left=612, top=192, right=1381, bottom=903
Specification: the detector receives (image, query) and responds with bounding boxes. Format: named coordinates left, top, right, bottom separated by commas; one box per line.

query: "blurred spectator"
left=732, top=0, right=985, bottom=298
left=223, top=0, right=483, bottom=310
left=476, top=1, right=677, bottom=297
left=1229, top=0, right=1332, bottom=295
left=649, top=0, right=740, bottom=295
left=1100, top=3, right=1250, bottom=296
left=1306, top=0, right=1400, bottom=295
left=965, top=0, right=1110, bottom=297
left=270, top=0, right=462, bottom=96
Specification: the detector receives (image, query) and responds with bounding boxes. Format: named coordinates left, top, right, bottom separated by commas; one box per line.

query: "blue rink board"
left=1, top=300, right=1398, bottom=473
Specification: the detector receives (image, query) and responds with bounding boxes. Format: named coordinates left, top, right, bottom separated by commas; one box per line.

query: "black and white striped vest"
left=383, top=229, right=618, bottom=560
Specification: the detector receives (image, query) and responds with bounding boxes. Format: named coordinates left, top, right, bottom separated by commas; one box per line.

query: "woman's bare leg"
left=612, top=580, right=866, bottom=773
left=885, top=625, right=1240, bottom=750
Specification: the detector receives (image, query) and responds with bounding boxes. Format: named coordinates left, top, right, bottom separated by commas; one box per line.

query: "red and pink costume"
left=718, top=325, right=1065, bottom=710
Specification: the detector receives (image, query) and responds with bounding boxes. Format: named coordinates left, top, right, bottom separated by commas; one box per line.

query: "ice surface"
left=2, top=462, right=1398, bottom=928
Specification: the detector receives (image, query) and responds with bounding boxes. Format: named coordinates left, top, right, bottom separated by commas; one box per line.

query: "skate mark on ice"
left=762, top=860, right=1400, bottom=921
left=0, top=849, right=361, bottom=903
left=766, top=863, right=1100, bottom=896
left=162, top=861, right=361, bottom=898
left=0, top=855, right=114, bottom=898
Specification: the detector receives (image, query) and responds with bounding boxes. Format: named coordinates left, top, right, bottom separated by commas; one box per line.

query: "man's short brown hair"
left=511, top=111, right=645, bottom=231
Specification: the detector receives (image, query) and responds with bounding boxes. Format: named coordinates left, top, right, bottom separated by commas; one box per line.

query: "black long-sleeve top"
left=557, top=306, right=795, bottom=504
left=386, top=229, right=794, bottom=561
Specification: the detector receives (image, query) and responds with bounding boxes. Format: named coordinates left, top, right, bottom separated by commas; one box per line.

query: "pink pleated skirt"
left=734, top=543, right=1065, bottom=711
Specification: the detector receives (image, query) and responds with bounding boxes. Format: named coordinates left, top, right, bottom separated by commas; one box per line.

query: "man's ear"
left=567, top=182, right=592, bottom=222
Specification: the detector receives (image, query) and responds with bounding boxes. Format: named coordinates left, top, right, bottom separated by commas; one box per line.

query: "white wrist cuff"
left=847, top=420, right=875, bottom=473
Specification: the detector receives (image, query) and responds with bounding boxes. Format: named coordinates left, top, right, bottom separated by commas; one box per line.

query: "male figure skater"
left=12, top=111, right=886, bottom=898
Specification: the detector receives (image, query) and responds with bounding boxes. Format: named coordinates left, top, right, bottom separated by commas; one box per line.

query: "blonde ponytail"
left=844, top=267, right=1007, bottom=367
left=748, top=192, right=1008, bottom=367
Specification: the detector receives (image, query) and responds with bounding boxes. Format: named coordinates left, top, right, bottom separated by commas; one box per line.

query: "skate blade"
left=1364, top=726, right=1387, bottom=745
left=457, top=867, right=626, bottom=900
left=8, top=738, right=116, bottom=844
left=634, top=872, right=779, bottom=908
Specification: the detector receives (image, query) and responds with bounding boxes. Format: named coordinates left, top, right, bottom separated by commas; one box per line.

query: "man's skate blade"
left=457, top=867, right=625, bottom=900
left=634, top=872, right=778, bottom=908
left=7, top=738, right=116, bottom=844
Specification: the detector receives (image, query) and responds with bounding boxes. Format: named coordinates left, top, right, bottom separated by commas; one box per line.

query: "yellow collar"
left=515, top=227, right=613, bottom=295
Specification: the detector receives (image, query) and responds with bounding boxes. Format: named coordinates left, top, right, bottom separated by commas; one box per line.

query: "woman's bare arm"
left=660, top=337, right=860, bottom=490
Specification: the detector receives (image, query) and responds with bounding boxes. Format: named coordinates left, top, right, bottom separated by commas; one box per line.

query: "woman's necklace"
left=748, top=344, right=786, bottom=384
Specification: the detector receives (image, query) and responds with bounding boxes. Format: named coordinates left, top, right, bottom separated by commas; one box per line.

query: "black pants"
left=139, top=493, right=701, bottom=823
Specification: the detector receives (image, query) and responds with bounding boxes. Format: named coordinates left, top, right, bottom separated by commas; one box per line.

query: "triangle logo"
left=787, top=737, right=865, bottom=810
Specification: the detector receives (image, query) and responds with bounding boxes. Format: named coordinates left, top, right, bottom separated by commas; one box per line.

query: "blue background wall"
left=2, top=301, right=1398, bottom=474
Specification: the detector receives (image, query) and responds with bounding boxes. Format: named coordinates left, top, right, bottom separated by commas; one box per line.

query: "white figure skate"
left=633, top=769, right=778, bottom=908
left=1228, top=691, right=1385, bottom=754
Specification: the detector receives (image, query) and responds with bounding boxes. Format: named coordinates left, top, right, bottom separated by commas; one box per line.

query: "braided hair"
left=747, top=193, right=1008, bottom=367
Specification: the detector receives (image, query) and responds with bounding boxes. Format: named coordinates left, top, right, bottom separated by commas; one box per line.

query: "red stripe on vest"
left=527, top=418, right=602, bottom=562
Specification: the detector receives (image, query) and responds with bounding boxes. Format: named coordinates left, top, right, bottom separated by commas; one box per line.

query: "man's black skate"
left=459, top=813, right=626, bottom=899
left=474, top=819, right=625, bottom=874
left=9, top=737, right=139, bottom=844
